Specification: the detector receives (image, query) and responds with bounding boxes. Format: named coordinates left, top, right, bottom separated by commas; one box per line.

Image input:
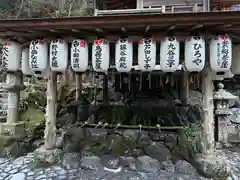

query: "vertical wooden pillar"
left=180, top=72, right=189, bottom=104
left=44, top=71, right=57, bottom=150
left=193, top=68, right=230, bottom=179
left=75, top=72, right=82, bottom=100
left=200, top=67, right=215, bottom=156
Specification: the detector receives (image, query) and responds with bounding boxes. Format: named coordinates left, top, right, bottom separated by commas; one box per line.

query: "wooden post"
left=193, top=67, right=230, bottom=179
left=180, top=72, right=189, bottom=104
left=44, top=71, right=57, bottom=150
left=75, top=72, right=82, bottom=100
left=200, top=67, right=215, bottom=157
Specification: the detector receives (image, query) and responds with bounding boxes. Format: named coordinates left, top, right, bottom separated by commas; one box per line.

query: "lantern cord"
left=175, top=78, right=179, bottom=92
left=160, top=76, right=163, bottom=87
left=128, top=73, right=130, bottom=90
left=111, top=72, right=114, bottom=86
left=190, top=75, right=193, bottom=84
left=192, top=75, right=196, bottom=89
left=165, top=76, right=169, bottom=84
left=171, top=75, right=174, bottom=87
left=183, top=72, right=187, bottom=87
left=197, top=75, right=200, bottom=89
left=139, top=73, right=142, bottom=90
left=120, top=73, right=122, bottom=89
left=148, top=73, right=151, bottom=89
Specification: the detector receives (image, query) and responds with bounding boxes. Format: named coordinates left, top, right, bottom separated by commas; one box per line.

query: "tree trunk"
left=200, top=67, right=215, bottom=157
left=44, top=71, right=57, bottom=150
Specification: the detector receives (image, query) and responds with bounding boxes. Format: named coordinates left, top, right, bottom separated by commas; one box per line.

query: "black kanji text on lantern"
left=30, top=40, right=39, bottom=69
left=192, top=42, right=202, bottom=66
left=72, top=40, right=80, bottom=69
left=51, top=40, right=59, bottom=68
left=221, top=39, right=229, bottom=68
left=167, top=41, right=176, bottom=68
left=2, top=42, right=9, bottom=70
left=95, top=43, right=102, bottom=69
left=119, top=38, right=127, bottom=69
left=143, top=38, right=152, bottom=70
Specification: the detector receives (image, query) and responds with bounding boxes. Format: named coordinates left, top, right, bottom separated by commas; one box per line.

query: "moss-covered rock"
left=20, top=107, right=44, bottom=122
left=0, top=135, right=19, bottom=157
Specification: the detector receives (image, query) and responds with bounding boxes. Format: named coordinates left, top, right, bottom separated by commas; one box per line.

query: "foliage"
left=172, top=122, right=201, bottom=161
left=19, top=83, right=46, bottom=121
left=183, top=123, right=201, bottom=154
left=0, top=0, right=95, bottom=19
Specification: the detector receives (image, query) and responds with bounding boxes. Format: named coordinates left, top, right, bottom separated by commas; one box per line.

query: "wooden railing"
left=96, top=4, right=203, bottom=16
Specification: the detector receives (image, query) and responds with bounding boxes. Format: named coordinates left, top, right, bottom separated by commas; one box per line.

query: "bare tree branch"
left=15, top=0, right=25, bottom=19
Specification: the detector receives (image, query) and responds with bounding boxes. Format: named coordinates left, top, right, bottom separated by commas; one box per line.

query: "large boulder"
left=62, top=127, right=90, bottom=153
left=144, top=141, right=171, bottom=161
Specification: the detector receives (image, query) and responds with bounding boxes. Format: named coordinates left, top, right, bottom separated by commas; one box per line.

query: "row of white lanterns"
left=1, top=35, right=233, bottom=76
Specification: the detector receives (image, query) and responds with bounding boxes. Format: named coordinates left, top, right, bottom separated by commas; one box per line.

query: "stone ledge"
left=2, top=84, right=25, bottom=91
left=0, top=122, right=25, bottom=137
left=215, top=142, right=233, bottom=149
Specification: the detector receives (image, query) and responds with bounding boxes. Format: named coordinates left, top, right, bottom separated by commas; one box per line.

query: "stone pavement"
left=0, top=149, right=239, bottom=180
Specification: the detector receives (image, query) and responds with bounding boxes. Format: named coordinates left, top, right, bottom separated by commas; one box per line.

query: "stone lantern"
left=213, top=83, right=238, bottom=145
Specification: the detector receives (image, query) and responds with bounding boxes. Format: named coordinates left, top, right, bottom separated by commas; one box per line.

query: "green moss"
left=20, top=107, right=44, bottom=123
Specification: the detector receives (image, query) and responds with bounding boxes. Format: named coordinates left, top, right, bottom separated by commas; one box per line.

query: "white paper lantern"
left=185, top=36, right=205, bottom=72
left=50, top=39, right=68, bottom=72
left=115, top=38, right=133, bottom=72
left=210, top=35, right=232, bottom=72
left=71, top=39, right=88, bottom=72
left=138, top=37, right=156, bottom=72
left=160, top=37, right=180, bottom=72
left=92, top=39, right=109, bottom=72
left=2, top=41, right=21, bottom=72
left=29, top=39, right=48, bottom=72
left=21, top=48, right=33, bottom=76
left=231, top=44, right=240, bottom=74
